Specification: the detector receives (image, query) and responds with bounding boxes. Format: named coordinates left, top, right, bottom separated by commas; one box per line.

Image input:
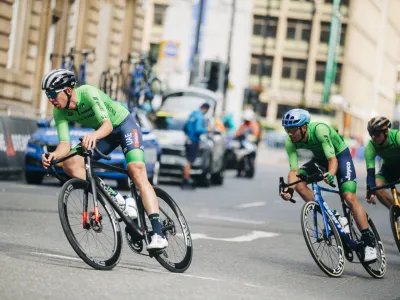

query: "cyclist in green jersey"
left=364, top=116, right=399, bottom=209
left=279, top=109, right=377, bottom=262
left=40, top=69, right=168, bottom=251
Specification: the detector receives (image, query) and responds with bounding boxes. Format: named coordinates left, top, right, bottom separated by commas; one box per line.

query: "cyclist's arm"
left=285, top=138, right=300, bottom=189
left=52, top=111, right=72, bottom=158
left=364, top=141, right=377, bottom=190
left=315, top=124, right=338, bottom=176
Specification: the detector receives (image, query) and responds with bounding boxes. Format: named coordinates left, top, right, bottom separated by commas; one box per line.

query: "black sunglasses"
left=45, top=88, right=65, bottom=99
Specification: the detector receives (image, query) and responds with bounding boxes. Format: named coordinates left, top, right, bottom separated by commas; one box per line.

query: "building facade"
left=250, top=0, right=400, bottom=137
left=0, top=0, right=150, bottom=118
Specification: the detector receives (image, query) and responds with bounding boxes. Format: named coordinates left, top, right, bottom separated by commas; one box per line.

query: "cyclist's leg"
left=62, top=133, right=119, bottom=179
left=120, top=115, right=166, bottom=245
left=336, top=149, right=375, bottom=243
left=375, top=165, right=396, bottom=209
left=296, top=159, right=320, bottom=202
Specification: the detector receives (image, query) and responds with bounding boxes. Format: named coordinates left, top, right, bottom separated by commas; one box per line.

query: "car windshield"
left=154, top=115, right=187, bottom=130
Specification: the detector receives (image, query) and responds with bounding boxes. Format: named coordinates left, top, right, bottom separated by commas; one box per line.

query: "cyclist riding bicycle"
left=40, top=69, right=168, bottom=251
left=279, top=109, right=377, bottom=262
left=364, top=116, right=400, bottom=209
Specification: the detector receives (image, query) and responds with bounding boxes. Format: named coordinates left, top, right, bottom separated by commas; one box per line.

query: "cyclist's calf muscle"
left=62, top=155, right=86, bottom=180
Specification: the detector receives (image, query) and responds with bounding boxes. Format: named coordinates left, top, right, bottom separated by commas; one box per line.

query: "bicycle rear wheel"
left=348, top=211, right=386, bottom=278
left=58, top=179, right=122, bottom=270
left=301, top=202, right=345, bottom=277
left=390, top=205, right=400, bottom=253
left=147, top=187, right=193, bottom=273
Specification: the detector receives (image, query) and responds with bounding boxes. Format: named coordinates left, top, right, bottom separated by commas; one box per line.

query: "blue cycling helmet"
left=282, top=109, right=310, bottom=128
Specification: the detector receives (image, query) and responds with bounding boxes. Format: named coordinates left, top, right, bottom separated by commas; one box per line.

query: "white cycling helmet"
left=243, top=109, right=255, bottom=121
left=41, top=69, right=77, bottom=91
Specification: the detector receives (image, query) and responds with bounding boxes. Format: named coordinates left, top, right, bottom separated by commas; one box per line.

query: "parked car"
left=152, top=86, right=225, bottom=186
left=24, top=109, right=160, bottom=189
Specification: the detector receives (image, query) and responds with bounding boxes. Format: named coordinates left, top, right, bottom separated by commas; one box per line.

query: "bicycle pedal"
left=148, top=249, right=165, bottom=257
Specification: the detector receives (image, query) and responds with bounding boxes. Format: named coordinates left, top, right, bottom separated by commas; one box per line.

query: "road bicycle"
left=279, top=167, right=386, bottom=278
left=368, top=179, right=400, bottom=253
left=50, top=47, right=95, bottom=85
left=47, top=143, right=193, bottom=272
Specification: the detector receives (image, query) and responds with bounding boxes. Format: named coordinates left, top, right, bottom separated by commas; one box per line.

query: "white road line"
left=190, top=231, right=279, bottom=242
left=197, top=214, right=264, bottom=225
left=237, top=201, right=267, bottom=208
left=31, top=252, right=219, bottom=281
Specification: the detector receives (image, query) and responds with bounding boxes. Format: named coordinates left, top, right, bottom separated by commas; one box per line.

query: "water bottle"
left=123, top=195, right=138, bottom=220
left=110, top=189, right=126, bottom=211
left=338, top=216, right=350, bottom=234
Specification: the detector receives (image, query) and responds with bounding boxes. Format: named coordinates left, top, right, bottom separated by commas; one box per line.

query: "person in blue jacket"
left=182, top=103, right=210, bottom=189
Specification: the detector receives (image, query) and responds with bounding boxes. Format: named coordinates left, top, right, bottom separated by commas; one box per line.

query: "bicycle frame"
left=311, top=183, right=359, bottom=249
left=50, top=149, right=147, bottom=242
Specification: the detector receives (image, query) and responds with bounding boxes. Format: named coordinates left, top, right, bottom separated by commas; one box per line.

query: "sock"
left=360, top=229, right=375, bottom=247
left=149, top=213, right=164, bottom=237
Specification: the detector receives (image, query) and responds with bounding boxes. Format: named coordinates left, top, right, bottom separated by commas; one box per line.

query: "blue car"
left=24, top=109, right=160, bottom=189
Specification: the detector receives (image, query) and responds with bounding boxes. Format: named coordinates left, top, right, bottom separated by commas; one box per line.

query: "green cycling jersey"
left=54, top=85, right=129, bottom=142
left=285, top=122, right=348, bottom=170
left=364, top=130, right=400, bottom=169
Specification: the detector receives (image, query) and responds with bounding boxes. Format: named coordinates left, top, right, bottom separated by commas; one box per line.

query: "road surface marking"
left=190, top=231, right=279, bottom=242
left=197, top=214, right=264, bottom=225
left=237, top=201, right=267, bottom=208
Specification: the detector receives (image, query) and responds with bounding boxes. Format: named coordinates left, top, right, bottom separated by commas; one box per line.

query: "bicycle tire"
left=58, top=178, right=122, bottom=270
left=151, top=186, right=193, bottom=273
left=348, top=211, right=386, bottom=279
left=301, top=202, right=345, bottom=277
left=390, top=205, right=400, bottom=253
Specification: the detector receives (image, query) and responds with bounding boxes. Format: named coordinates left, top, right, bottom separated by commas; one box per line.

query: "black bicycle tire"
left=152, top=186, right=193, bottom=273
left=301, top=202, right=345, bottom=277
left=58, top=178, right=123, bottom=270
left=390, top=205, right=400, bottom=253
left=348, top=212, right=386, bottom=279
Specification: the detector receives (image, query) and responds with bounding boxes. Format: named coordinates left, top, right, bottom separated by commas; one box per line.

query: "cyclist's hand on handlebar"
left=323, top=172, right=335, bottom=186
left=82, top=132, right=98, bottom=150
left=365, top=191, right=376, bottom=205
left=42, top=152, right=57, bottom=169
left=280, top=187, right=294, bottom=201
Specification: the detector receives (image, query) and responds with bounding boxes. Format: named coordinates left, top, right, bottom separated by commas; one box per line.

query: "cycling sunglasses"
left=284, top=127, right=300, bottom=135
left=368, top=129, right=383, bottom=137
left=45, top=88, right=65, bottom=99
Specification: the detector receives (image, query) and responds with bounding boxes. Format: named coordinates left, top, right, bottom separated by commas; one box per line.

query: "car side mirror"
left=37, top=119, right=49, bottom=128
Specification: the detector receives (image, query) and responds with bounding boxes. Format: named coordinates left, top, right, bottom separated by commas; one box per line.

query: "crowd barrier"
left=0, top=116, right=37, bottom=175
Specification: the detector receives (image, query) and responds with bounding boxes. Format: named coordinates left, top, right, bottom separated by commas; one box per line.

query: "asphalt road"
left=0, top=147, right=400, bottom=300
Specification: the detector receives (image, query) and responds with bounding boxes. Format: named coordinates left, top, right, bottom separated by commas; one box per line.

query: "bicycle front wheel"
left=390, top=205, right=400, bottom=253
left=348, top=212, right=386, bottom=278
left=150, top=187, right=193, bottom=273
left=58, top=179, right=122, bottom=270
left=301, top=202, right=345, bottom=277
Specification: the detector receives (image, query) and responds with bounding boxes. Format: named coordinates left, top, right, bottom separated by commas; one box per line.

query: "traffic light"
left=223, top=65, right=230, bottom=94
left=207, top=62, right=220, bottom=92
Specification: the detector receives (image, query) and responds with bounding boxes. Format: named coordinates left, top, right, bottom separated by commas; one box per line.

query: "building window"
left=282, top=58, right=307, bottom=81
left=250, top=55, right=273, bottom=77
left=253, top=16, right=278, bottom=38
left=320, top=22, right=347, bottom=46
left=315, top=61, right=342, bottom=84
left=154, top=4, right=167, bottom=26
left=286, top=19, right=311, bottom=42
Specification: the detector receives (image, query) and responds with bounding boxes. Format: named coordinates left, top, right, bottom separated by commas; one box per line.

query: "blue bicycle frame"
left=312, top=183, right=359, bottom=249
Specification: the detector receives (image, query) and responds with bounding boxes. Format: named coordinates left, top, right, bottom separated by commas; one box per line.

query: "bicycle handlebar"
left=367, top=179, right=400, bottom=195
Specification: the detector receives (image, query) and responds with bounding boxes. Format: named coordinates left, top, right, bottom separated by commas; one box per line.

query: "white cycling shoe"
left=147, top=233, right=168, bottom=251
left=364, top=246, right=377, bottom=263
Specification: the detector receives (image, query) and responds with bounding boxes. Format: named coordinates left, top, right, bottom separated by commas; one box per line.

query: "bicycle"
left=76, top=48, right=96, bottom=85
left=46, top=142, right=193, bottom=272
left=279, top=166, right=386, bottom=278
left=368, top=179, right=400, bottom=253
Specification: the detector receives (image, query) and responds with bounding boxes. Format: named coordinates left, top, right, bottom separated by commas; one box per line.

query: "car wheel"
left=25, top=171, right=44, bottom=185
left=197, top=155, right=212, bottom=187
left=211, top=168, right=224, bottom=185
left=149, top=160, right=160, bottom=186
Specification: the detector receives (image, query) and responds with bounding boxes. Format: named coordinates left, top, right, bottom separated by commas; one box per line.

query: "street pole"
left=301, top=0, right=318, bottom=108
left=222, top=0, right=236, bottom=114
left=322, top=0, right=341, bottom=105
left=189, top=0, right=205, bottom=85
